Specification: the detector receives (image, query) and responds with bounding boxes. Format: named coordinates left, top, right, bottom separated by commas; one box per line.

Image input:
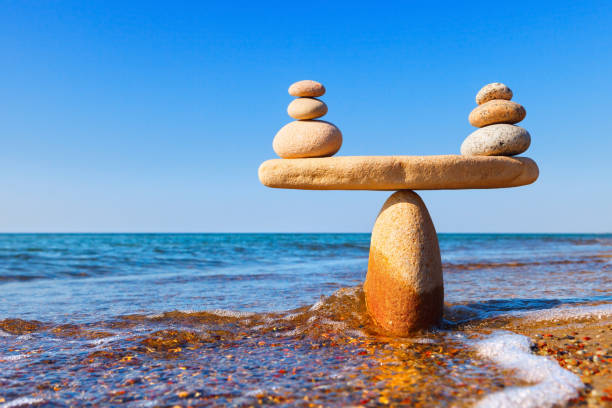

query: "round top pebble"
left=476, top=83, right=513, bottom=105
left=289, top=80, right=326, bottom=97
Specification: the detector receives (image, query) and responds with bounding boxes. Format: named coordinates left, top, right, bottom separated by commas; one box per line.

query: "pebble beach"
left=506, top=308, right=612, bottom=407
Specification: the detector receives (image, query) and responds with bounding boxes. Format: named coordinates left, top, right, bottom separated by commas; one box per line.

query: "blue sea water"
left=0, top=233, right=610, bottom=407
left=1, top=233, right=610, bottom=322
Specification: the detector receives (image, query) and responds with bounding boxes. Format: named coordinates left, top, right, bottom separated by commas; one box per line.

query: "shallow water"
left=0, top=233, right=610, bottom=406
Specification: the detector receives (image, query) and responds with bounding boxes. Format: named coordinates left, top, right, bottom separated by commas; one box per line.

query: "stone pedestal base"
left=364, top=190, right=444, bottom=336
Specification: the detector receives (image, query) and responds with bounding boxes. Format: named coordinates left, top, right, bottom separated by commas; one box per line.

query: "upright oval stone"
left=476, top=83, right=513, bottom=105
left=364, top=190, right=443, bottom=336
left=287, top=98, right=328, bottom=120
left=469, top=100, right=526, bottom=127
left=288, top=80, right=326, bottom=97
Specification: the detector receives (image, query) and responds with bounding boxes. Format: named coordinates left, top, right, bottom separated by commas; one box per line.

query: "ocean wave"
left=207, top=309, right=257, bottom=318
left=0, top=275, right=49, bottom=283
left=0, top=354, right=27, bottom=362
left=444, top=256, right=608, bottom=271
left=445, top=297, right=612, bottom=326
left=0, top=397, right=45, bottom=408
left=292, top=242, right=369, bottom=252
left=87, top=334, right=123, bottom=346
left=516, top=303, right=612, bottom=321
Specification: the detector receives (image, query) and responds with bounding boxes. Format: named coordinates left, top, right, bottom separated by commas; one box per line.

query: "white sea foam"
left=278, top=327, right=304, bottom=337
left=150, top=309, right=256, bottom=319
left=302, top=316, right=348, bottom=331
left=410, top=338, right=437, bottom=344
left=0, top=354, right=27, bottom=362
left=0, top=397, right=45, bottom=408
left=474, top=332, right=583, bottom=408
left=309, top=299, right=324, bottom=311
left=319, top=318, right=347, bottom=330
left=88, top=335, right=122, bottom=346
left=0, top=329, right=11, bottom=337
left=261, top=316, right=276, bottom=324
left=344, top=329, right=366, bottom=338
left=244, top=388, right=266, bottom=397
left=208, top=309, right=255, bottom=318
left=127, top=399, right=157, bottom=408
left=447, top=301, right=612, bottom=325
left=516, top=303, right=612, bottom=322
left=334, top=286, right=361, bottom=298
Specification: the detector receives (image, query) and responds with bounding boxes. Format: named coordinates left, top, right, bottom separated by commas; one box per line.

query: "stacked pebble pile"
left=272, top=80, right=342, bottom=159
left=461, top=83, right=531, bottom=156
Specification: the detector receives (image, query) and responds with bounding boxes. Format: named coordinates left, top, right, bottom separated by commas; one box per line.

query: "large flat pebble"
left=259, top=155, right=539, bottom=190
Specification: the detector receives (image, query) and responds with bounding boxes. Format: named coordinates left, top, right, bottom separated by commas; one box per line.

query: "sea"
left=0, top=233, right=610, bottom=407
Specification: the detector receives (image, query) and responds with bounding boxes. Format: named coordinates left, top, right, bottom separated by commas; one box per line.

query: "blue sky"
left=1, top=1, right=611, bottom=232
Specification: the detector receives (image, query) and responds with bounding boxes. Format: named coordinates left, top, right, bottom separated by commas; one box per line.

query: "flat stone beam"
left=258, top=155, right=538, bottom=190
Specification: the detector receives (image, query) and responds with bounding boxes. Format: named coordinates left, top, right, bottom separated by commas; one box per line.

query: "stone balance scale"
left=259, top=80, right=539, bottom=336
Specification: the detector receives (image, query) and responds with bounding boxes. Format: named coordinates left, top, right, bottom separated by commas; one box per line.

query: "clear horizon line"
left=0, top=231, right=610, bottom=235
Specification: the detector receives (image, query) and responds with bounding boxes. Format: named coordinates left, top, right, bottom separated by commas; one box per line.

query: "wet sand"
left=1, top=289, right=609, bottom=407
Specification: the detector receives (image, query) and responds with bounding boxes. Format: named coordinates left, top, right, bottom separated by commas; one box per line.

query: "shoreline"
left=494, top=305, right=612, bottom=407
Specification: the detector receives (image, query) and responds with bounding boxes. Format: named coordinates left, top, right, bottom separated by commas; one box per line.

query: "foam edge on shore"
left=474, top=331, right=583, bottom=408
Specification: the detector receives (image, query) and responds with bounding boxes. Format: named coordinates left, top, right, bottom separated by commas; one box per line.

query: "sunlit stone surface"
left=364, top=190, right=444, bottom=335
left=259, top=155, right=538, bottom=190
